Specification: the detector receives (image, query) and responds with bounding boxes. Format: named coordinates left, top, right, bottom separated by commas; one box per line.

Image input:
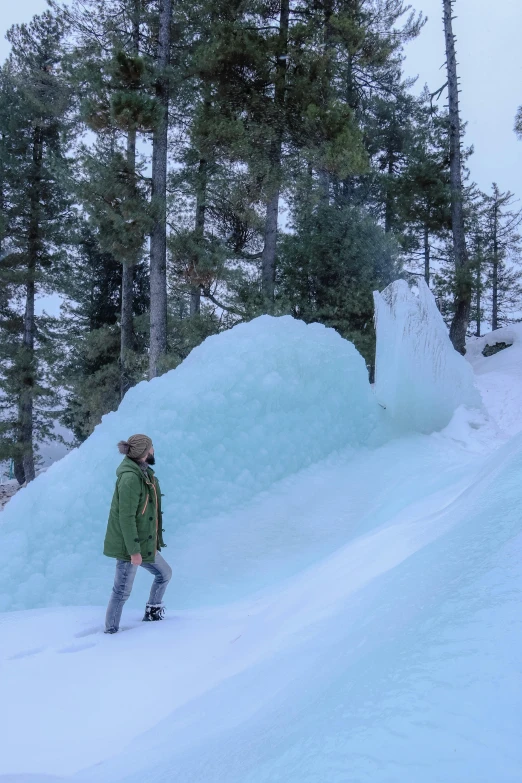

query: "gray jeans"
left=105, top=552, right=172, bottom=633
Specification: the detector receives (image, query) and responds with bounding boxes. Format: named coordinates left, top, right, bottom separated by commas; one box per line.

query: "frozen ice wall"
left=373, top=279, right=482, bottom=434
left=0, top=315, right=381, bottom=611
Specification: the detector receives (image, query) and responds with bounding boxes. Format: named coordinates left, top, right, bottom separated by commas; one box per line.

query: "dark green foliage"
left=1, top=0, right=521, bottom=474
left=78, top=139, right=151, bottom=264
left=56, top=224, right=150, bottom=442
left=0, top=10, right=72, bottom=481
left=515, top=105, right=522, bottom=140
left=279, top=192, right=400, bottom=365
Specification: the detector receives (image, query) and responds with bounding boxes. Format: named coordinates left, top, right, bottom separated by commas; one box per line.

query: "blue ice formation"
left=373, top=279, right=482, bottom=433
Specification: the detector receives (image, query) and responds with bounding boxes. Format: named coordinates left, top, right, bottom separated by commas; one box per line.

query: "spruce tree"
left=398, top=95, right=452, bottom=285
left=0, top=10, right=72, bottom=483
left=55, top=222, right=149, bottom=441
left=481, top=184, right=522, bottom=331
left=65, top=0, right=155, bottom=395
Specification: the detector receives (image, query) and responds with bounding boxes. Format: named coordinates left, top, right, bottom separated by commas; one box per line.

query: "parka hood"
left=116, top=456, right=155, bottom=480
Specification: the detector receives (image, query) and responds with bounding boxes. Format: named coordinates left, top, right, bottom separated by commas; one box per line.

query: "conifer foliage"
left=0, top=11, right=72, bottom=483
left=0, top=0, right=521, bottom=482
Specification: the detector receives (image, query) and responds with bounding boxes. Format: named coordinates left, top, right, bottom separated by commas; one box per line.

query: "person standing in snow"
left=104, top=434, right=171, bottom=633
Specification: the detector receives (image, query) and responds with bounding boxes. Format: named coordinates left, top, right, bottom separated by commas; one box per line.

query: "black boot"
left=143, top=603, right=165, bottom=622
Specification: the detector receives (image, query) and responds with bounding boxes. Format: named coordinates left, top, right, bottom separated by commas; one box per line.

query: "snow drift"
left=74, top=434, right=522, bottom=783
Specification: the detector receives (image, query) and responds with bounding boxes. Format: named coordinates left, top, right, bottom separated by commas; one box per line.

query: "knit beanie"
left=118, top=434, right=153, bottom=461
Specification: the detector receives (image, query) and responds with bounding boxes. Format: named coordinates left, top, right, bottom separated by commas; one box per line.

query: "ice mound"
left=0, top=315, right=382, bottom=611
left=373, top=279, right=482, bottom=434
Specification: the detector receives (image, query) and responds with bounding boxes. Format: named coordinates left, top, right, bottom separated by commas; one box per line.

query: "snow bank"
left=466, top=323, right=522, bottom=363
left=0, top=315, right=381, bottom=611
left=374, top=279, right=482, bottom=433
left=466, top=324, right=522, bottom=440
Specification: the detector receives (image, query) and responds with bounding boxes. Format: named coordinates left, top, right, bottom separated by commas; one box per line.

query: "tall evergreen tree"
left=442, top=0, right=470, bottom=354
left=64, top=0, right=155, bottom=395
left=398, top=95, right=451, bottom=284
left=481, top=184, right=522, bottom=331
left=148, top=0, right=172, bottom=378
left=55, top=222, right=149, bottom=441
left=0, top=10, right=72, bottom=483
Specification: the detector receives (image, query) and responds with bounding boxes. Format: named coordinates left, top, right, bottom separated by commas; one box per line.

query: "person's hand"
left=131, top=553, right=142, bottom=566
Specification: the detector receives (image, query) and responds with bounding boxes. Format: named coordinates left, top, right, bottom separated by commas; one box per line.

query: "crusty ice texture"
left=0, top=315, right=382, bottom=611
left=374, top=278, right=482, bottom=433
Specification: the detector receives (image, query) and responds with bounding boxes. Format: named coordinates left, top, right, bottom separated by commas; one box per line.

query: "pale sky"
left=403, top=0, right=522, bottom=202
left=2, top=0, right=522, bottom=318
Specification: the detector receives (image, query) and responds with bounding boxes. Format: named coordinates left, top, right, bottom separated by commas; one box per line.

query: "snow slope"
left=1, top=311, right=522, bottom=783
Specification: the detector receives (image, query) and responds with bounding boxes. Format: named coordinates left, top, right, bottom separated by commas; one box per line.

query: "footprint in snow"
left=8, top=646, right=46, bottom=660
left=58, top=641, right=97, bottom=654
left=74, top=626, right=102, bottom=638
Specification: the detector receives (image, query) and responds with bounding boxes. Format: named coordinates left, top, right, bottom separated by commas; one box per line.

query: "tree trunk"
left=318, top=0, right=334, bottom=203
left=260, top=0, right=289, bottom=311
left=18, top=125, right=42, bottom=483
left=190, top=154, right=208, bottom=316
left=443, top=0, right=471, bottom=354
left=384, top=152, right=394, bottom=234
left=261, top=191, right=279, bottom=308
left=13, top=459, right=25, bottom=486
left=120, top=128, right=136, bottom=399
left=19, top=280, right=35, bottom=483
left=474, top=231, right=482, bottom=337
left=492, top=197, right=499, bottom=330
left=424, top=222, right=430, bottom=285
left=2, top=133, right=22, bottom=485
left=190, top=288, right=200, bottom=316
left=120, top=261, right=134, bottom=396
left=120, top=7, right=141, bottom=397
left=149, top=0, right=171, bottom=379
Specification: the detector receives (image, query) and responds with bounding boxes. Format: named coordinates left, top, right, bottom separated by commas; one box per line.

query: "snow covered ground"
left=1, top=303, right=522, bottom=783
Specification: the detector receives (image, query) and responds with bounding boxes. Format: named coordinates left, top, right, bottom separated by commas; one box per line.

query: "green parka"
left=104, top=457, right=166, bottom=563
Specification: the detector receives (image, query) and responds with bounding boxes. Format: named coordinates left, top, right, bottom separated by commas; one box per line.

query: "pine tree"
left=148, top=0, right=172, bottom=378
left=442, top=0, right=471, bottom=354
left=55, top=221, right=149, bottom=441
left=278, top=197, right=399, bottom=367
left=466, top=194, right=486, bottom=337
left=166, top=0, right=277, bottom=323
left=0, top=10, right=72, bottom=483
left=64, top=0, right=155, bottom=395
left=482, top=184, right=522, bottom=331
left=398, top=95, right=452, bottom=285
